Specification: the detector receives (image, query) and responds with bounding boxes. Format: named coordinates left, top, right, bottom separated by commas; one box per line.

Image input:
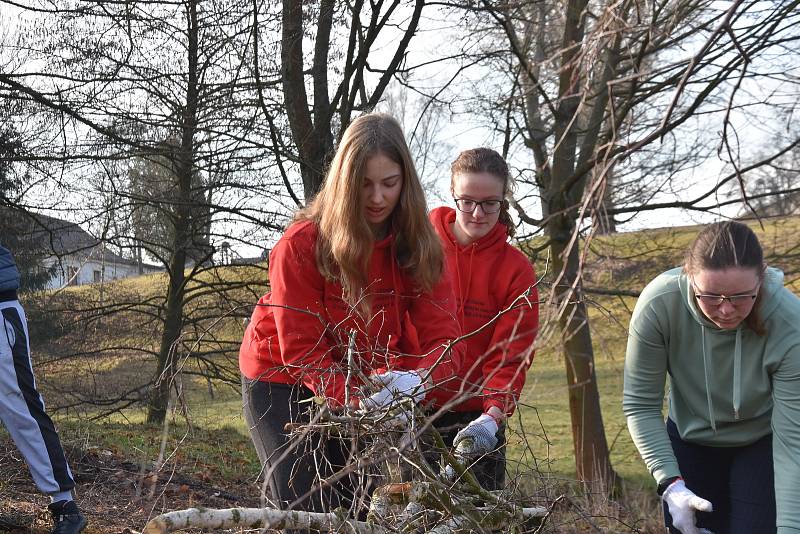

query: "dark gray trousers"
left=665, top=418, right=776, bottom=534
left=241, top=376, right=360, bottom=531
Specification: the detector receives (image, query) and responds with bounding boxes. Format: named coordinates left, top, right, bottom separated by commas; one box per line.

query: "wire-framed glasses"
left=691, top=279, right=760, bottom=307
left=454, top=198, right=503, bottom=214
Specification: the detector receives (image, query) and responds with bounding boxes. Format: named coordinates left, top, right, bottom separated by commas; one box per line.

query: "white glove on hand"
left=662, top=479, right=714, bottom=534
left=360, top=370, right=425, bottom=411
left=452, top=413, right=499, bottom=456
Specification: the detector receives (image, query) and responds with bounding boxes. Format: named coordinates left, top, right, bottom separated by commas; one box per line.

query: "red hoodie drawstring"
left=463, top=245, right=476, bottom=321
left=390, top=241, right=402, bottom=335
left=454, top=248, right=464, bottom=323
left=454, top=243, right=477, bottom=324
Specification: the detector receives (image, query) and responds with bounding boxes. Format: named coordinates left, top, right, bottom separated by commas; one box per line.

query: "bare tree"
left=254, top=0, right=427, bottom=201
left=0, top=0, right=458, bottom=427
left=377, top=74, right=455, bottom=200
left=0, top=0, right=287, bottom=423
left=731, top=128, right=800, bottom=218
left=445, top=0, right=800, bottom=487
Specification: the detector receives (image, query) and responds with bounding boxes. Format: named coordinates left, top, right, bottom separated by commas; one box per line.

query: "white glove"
left=452, top=413, right=499, bottom=456
left=662, top=479, right=714, bottom=534
left=360, top=370, right=426, bottom=411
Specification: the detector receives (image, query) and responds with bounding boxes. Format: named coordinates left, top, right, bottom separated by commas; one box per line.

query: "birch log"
left=141, top=507, right=386, bottom=533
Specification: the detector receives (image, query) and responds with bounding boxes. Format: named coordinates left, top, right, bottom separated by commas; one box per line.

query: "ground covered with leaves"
left=0, top=436, right=262, bottom=533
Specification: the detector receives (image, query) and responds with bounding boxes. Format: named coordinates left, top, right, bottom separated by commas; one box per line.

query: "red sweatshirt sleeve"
left=480, top=261, right=538, bottom=415
left=405, top=268, right=464, bottom=387
left=268, top=230, right=352, bottom=406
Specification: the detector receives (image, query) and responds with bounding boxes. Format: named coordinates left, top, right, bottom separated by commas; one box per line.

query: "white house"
left=14, top=211, right=162, bottom=289
left=42, top=245, right=163, bottom=289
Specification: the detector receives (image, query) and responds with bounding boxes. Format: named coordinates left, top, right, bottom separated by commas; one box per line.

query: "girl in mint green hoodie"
left=623, top=221, right=800, bottom=534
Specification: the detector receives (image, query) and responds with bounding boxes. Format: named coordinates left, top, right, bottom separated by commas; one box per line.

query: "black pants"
left=426, top=410, right=506, bottom=491
left=242, top=377, right=360, bottom=531
left=664, top=419, right=776, bottom=534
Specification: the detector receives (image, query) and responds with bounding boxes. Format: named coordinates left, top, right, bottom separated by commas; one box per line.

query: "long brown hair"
left=295, top=113, right=443, bottom=305
left=684, top=221, right=766, bottom=335
left=450, top=147, right=516, bottom=237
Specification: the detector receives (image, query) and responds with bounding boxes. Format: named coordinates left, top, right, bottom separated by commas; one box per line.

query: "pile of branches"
left=141, top=401, right=548, bottom=533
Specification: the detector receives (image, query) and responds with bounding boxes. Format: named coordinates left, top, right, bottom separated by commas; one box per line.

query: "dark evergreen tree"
left=0, top=128, right=54, bottom=291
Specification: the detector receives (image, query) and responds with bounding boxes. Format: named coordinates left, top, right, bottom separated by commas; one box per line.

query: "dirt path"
left=0, top=437, right=263, bottom=533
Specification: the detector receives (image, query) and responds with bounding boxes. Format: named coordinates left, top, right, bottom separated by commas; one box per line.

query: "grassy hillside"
left=5, top=216, right=798, bottom=530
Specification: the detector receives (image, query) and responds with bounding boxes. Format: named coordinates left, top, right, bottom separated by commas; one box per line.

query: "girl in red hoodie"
left=238, top=113, right=462, bottom=523
left=428, top=147, right=538, bottom=490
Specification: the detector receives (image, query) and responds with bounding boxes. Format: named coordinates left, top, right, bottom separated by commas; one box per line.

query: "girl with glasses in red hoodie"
left=426, top=147, right=539, bottom=489
left=238, top=113, right=462, bottom=526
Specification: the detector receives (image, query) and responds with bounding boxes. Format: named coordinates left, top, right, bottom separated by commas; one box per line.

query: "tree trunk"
left=282, top=0, right=328, bottom=200
left=596, top=169, right=617, bottom=234
left=548, top=216, right=616, bottom=488
left=146, top=0, right=199, bottom=424
left=147, top=248, right=186, bottom=423
left=541, top=0, right=617, bottom=488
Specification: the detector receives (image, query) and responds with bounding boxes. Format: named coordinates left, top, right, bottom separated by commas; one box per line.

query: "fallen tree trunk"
left=141, top=504, right=549, bottom=533
left=141, top=507, right=386, bottom=533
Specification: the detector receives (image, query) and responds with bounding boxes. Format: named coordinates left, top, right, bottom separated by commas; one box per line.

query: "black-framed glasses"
left=691, top=279, right=760, bottom=307
left=454, top=198, right=503, bottom=214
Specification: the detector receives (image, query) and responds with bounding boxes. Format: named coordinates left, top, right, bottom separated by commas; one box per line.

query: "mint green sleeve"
left=622, top=294, right=681, bottom=484
left=771, top=343, right=800, bottom=533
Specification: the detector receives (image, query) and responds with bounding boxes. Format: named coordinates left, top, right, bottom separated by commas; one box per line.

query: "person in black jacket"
left=0, top=244, right=87, bottom=534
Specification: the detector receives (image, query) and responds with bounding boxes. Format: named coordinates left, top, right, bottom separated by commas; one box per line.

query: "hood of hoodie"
left=429, top=206, right=509, bottom=256
left=675, top=267, right=785, bottom=431
left=678, top=266, right=784, bottom=329
left=429, top=206, right=509, bottom=317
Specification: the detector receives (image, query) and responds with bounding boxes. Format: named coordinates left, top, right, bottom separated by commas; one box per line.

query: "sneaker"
left=48, top=500, right=87, bottom=534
